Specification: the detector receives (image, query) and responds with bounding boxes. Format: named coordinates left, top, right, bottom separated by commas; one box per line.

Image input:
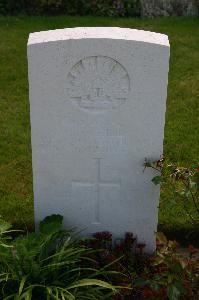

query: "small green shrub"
left=0, top=215, right=118, bottom=299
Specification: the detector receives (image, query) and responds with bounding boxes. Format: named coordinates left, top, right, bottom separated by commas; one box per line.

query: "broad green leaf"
left=39, top=214, right=63, bottom=234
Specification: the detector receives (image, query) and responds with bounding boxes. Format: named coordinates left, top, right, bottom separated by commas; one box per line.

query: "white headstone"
left=28, top=27, right=170, bottom=253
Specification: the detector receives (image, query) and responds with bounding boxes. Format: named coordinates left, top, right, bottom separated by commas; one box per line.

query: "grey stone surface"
left=28, top=27, right=170, bottom=253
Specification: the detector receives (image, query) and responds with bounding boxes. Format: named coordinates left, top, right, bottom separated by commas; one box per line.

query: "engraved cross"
left=72, top=158, right=121, bottom=223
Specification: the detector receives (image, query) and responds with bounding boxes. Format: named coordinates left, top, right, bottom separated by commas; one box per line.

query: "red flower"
left=93, top=231, right=112, bottom=241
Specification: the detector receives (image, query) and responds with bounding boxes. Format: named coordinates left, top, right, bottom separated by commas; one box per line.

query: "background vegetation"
left=0, top=16, right=198, bottom=244
left=0, top=0, right=198, bottom=16
left=0, top=0, right=141, bottom=17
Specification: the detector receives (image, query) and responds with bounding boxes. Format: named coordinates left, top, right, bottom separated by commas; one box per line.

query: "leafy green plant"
left=88, top=230, right=199, bottom=299
left=0, top=215, right=198, bottom=299
left=135, top=232, right=199, bottom=300
left=0, top=215, right=119, bottom=299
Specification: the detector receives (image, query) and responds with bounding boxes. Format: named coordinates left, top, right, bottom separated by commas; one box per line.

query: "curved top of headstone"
left=28, top=27, right=169, bottom=47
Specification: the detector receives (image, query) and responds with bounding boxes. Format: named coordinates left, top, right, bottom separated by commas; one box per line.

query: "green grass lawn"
left=0, top=16, right=198, bottom=243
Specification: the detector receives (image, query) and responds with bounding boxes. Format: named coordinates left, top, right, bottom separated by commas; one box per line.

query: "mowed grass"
left=0, top=16, right=198, bottom=241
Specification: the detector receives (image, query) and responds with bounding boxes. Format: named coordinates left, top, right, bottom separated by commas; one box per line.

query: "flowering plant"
left=144, top=156, right=199, bottom=225
left=134, top=232, right=199, bottom=300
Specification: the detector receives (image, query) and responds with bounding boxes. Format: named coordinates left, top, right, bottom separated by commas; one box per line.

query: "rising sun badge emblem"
left=67, top=56, right=130, bottom=111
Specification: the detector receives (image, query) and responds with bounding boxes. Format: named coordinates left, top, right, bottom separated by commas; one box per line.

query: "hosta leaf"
left=40, top=214, right=63, bottom=234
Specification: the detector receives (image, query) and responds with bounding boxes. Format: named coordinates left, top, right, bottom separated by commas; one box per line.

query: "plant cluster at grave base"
left=0, top=214, right=198, bottom=299
left=0, top=215, right=119, bottom=300
left=0, top=0, right=141, bottom=16
left=85, top=231, right=199, bottom=300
